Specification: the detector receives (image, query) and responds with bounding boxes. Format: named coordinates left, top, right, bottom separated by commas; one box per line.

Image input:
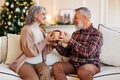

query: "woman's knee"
left=42, top=66, right=51, bottom=74
left=52, top=62, right=62, bottom=71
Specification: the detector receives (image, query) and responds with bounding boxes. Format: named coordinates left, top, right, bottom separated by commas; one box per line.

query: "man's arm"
left=69, top=31, right=103, bottom=57
left=55, top=43, right=72, bottom=57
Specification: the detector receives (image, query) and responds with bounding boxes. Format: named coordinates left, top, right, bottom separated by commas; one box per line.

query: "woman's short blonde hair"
left=25, top=4, right=46, bottom=25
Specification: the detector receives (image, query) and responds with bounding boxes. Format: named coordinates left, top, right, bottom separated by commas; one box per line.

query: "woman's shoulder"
left=21, top=25, right=32, bottom=33
left=20, top=25, right=33, bottom=36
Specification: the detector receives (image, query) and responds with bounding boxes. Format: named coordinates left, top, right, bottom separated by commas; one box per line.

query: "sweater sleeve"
left=20, top=27, right=48, bottom=57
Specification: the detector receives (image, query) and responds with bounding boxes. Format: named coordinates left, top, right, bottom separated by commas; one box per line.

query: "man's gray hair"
left=75, top=7, right=91, bottom=19
left=25, top=4, right=46, bottom=25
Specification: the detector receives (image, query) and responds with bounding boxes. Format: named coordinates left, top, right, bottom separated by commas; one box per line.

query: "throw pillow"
left=99, top=25, right=120, bottom=66
left=5, top=34, right=20, bottom=65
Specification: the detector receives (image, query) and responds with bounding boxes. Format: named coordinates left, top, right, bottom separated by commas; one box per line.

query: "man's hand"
left=58, top=32, right=71, bottom=44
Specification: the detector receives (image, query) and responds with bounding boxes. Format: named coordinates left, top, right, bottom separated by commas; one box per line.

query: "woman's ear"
left=34, top=13, right=39, bottom=21
left=35, top=14, right=38, bottom=18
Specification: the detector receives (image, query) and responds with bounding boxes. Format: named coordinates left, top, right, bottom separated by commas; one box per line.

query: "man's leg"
left=77, top=64, right=100, bottom=80
left=34, top=62, right=52, bottom=80
left=18, top=62, right=39, bottom=80
left=52, top=62, right=75, bottom=80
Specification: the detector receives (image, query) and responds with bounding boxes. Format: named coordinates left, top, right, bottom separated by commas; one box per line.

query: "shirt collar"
left=80, top=23, right=93, bottom=32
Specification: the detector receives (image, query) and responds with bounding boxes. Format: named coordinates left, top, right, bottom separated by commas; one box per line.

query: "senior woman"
left=9, top=4, right=53, bottom=80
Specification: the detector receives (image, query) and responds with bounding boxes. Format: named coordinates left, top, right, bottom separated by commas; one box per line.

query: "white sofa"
left=0, top=24, right=120, bottom=80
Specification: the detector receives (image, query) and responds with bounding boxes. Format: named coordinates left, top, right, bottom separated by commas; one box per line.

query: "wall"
left=0, top=0, right=5, bottom=12
left=1, top=0, right=120, bottom=28
left=37, top=0, right=101, bottom=28
left=107, top=0, right=120, bottom=27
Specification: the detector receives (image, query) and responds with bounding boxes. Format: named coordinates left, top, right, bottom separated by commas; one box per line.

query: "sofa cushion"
left=93, top=66, right=120, bottom=80
left=98, top=24, right=120, bottom=66
left=0, top=63, right=22, bottom=80
left=66, top=66, right=120, bottom=80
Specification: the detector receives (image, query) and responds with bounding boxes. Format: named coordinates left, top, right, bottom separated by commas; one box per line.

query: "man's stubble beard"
left=75, top=21, right=83, bottom=31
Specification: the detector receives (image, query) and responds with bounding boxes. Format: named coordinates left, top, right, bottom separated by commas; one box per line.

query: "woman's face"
left=35, top=10, right=46, bottom=24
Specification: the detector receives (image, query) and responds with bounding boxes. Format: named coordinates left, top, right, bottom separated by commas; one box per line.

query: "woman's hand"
left=49, top=41, right=58, bottom=47
left=45, top=32, right=56, bottom=42
left=46, top=31, right=60, bottom=41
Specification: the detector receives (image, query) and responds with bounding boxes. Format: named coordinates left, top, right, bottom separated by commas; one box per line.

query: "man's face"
left=73, top=11, right=84, bottom=30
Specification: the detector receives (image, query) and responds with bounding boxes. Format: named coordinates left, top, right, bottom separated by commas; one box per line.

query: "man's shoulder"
left=92, top=27, right=103, bottom=36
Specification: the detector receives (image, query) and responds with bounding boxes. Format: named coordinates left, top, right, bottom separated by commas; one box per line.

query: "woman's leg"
left=18, top=62, right=39, bottom=80
left=77, top=64, right=100, bottom=80
left=34, top=62, right=51, bottom=80
left=52, top=62, right=76, bottom=80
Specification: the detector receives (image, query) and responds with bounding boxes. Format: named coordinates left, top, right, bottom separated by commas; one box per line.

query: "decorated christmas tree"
left=0, top=0, right=34, bottom=36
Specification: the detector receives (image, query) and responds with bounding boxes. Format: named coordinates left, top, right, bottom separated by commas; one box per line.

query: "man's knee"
left=77, top=64, right=99, bottom=80
left=78, top=67, right=90, bottom=77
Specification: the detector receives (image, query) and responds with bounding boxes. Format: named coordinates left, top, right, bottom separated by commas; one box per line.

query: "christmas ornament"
left=5, top=2, right=9, bottom=6
left=15, top=8, right=20, bottom=12
left=10, top=4, right=14, bottom=8
left=8, top=21, right=11, bottom=25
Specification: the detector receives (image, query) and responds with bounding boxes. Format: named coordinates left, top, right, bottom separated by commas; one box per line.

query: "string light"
left=20, top=3, right=23, bottom=6
left=30, top=2, right=34, bottom=5
left=6, top=8, right=9, bottom=11
left=11, top=11, right=13, bottom=14
left=27, top=4, right=29, bottom=6
left=20, top=16, right=24, bottom=20
left=4, top=22, right=6, bottom=25
left=23, top=2, right=27, bottom=5
left=14, top=15, right=17, bottom=18
left=5, top=26, right=8, bottom=29
left=8, top=15, right=11, bottom=19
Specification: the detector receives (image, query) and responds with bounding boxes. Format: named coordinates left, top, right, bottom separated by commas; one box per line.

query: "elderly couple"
left=9, top=4, right=103, bottom=80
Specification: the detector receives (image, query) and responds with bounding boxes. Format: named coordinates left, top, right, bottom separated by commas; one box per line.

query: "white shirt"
left=26, top=22, right=44, bottom=64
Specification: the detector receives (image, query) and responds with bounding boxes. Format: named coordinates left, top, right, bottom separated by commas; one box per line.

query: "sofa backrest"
left=0, top=37, right=2, bottom=63
left=0, top=36, right=7, bottom=63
